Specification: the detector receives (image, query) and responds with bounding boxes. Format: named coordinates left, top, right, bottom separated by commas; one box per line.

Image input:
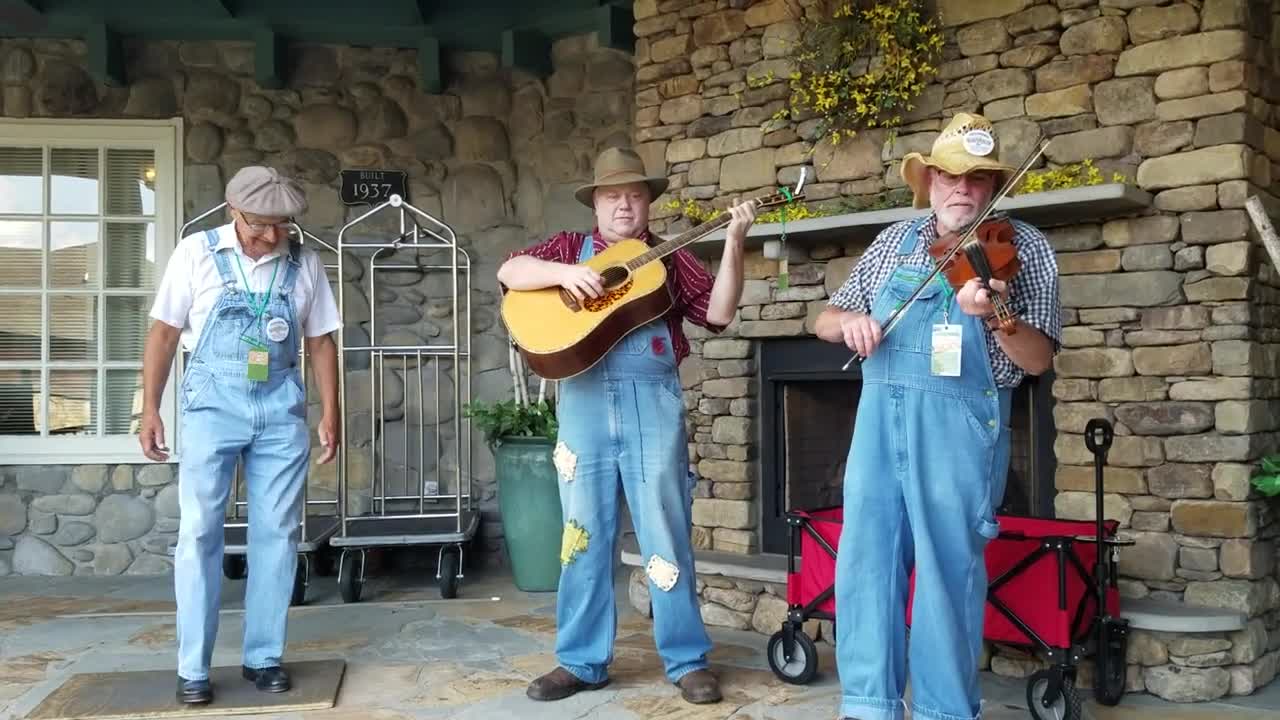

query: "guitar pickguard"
left=583, top=279, right=634, bottom=312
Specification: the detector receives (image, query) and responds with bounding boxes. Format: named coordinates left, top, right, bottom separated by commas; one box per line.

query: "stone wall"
left=626, top=0, right=1280, bottom=702
left=0, top=34, right=635, bottom=576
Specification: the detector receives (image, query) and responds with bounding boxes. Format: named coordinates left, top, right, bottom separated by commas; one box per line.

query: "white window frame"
left=0, top=118, right=183, bottom=465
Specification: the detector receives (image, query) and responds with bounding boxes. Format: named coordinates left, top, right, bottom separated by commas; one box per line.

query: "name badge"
left=931, top=324, right=962, bottom=377
left=247, top=348, right=269, bottom=382
left=266, top=316, right=290, bottom=343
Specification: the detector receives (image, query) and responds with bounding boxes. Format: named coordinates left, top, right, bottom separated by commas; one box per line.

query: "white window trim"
left=0, top=118, right=184, bottom=466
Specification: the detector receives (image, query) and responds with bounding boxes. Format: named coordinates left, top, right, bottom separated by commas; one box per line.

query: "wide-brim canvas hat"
left=901, top=113, right=1016, bottom=210
left=574, top=147, right=669, bottom=207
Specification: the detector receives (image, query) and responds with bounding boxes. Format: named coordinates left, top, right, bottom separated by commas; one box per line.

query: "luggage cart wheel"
left=290, top=558, right=308, bottom=606
left=338, top=550, right=364, bottom=603
left=1094, top=618, right=1129, bottom=706
left=767, top=628, right=818, bottom=685
left=1027, top=668, right=1082, bottom=720
left=438, top=548, right=461, bottom=599
left=222, top=554, right=246, bottom=580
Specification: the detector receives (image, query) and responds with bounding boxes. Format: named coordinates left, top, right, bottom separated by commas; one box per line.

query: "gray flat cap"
left=225, top=166, right=307, bottom=217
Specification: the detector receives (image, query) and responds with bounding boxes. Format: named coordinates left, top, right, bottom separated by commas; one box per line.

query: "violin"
left=927, top=216, right=1021, bottom=334
left=841, top=137, right=1052, bottom=371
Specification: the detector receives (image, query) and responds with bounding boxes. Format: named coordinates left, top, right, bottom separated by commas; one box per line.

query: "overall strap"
left=896, top=216, right=930, bottom=256
left=577, top=233, right=595, bottom=262
left=277, top=239, right=303, bottom=296
left=204, top=229, right=237, bottom=288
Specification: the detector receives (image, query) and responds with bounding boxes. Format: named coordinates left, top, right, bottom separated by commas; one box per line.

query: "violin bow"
left=840, top=136, right=1052, bottom=371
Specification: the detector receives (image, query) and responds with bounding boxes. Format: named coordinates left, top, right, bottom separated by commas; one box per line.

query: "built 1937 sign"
left=339, top=169, right=408, bottom=206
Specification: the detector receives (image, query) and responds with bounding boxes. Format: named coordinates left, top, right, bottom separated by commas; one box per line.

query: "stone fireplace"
left=754, top=336, right=1059, bottom=555
left=622, top=0, right=1280, bottom=702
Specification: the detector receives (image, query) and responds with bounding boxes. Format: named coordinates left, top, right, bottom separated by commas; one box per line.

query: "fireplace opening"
left=759, top=337, right=1057, bottom=556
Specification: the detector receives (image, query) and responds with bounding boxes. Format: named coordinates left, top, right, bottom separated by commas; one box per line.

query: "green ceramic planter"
left=494, top=436, right=563, bottom=592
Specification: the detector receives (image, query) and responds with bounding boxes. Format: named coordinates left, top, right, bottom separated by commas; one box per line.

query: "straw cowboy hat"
left=574, top=147, right=670, bottom=207
left=901, top=113, right=1016, bottom=210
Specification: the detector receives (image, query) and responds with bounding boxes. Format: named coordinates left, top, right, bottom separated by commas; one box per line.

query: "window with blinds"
left=0, top=120, right=180, bottom=462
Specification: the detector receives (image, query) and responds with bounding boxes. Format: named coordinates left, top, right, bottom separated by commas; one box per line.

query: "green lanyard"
left=232, top=253, right=280, bottom=343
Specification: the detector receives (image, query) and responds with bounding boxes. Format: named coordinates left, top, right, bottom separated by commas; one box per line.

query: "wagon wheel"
left=1027, top=668, right=1081, bottom=720
left=338, top=550, right=364, bottom=603
left=222, top=554, right=246, bottom=580
left=767, top=628, right=818, bottom=685
left=438, top=547, right=460, bottom=599
left=1094, top=618, right=1129, bottom=706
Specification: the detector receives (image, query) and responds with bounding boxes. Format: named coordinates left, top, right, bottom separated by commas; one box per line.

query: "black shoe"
left=241, top=665, right=291, bottom=693
left=176, top=676, right=212, bottom=704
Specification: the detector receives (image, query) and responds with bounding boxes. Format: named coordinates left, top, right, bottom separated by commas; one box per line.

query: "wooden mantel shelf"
left=687, top=183, right=1153, bottom=258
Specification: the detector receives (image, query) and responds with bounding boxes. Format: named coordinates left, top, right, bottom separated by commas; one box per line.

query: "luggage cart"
left=330, top=193, right=476, bottom=603
left=172, top=205, right=344, bottom=605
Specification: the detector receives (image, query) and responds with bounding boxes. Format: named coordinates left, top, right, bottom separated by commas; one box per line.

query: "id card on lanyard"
left=932, top=278, right=961, bottom=377
left=234, top=253, right=280, bottom=382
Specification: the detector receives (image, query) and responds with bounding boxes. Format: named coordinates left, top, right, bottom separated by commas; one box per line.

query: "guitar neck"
left=624, top=214, right=735, bottom=271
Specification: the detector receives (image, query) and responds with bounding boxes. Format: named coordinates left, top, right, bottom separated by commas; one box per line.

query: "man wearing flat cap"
left=139, top=166, right=340, bottom=705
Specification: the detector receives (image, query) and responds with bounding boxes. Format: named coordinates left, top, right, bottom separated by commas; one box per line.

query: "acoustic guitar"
left=501, top=174, right=808, bottom=380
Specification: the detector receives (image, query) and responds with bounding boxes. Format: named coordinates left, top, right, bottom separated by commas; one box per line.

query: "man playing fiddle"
left=814, top=113, right=1061, bottom=720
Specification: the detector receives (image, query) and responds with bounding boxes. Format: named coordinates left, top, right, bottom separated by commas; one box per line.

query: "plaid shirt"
left=504, top=228, right=723, bottom=364
left=828, top=213, right=1061, bottom=388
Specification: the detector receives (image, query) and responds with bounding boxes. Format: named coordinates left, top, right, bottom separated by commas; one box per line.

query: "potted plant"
left=463, top=343, right=562, bottom=592
left=1251, top=455, right=1280, bottom=498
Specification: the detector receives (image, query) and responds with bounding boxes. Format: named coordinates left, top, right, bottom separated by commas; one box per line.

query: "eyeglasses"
left=933, top=170, right=997, bottom=188
left=236, top=213, right=293, bottom=233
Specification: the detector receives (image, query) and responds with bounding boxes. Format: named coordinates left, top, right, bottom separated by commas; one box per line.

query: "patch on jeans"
left=553, top=440, right=577, bottom=482
left=560, top=520, right=590, bottom=566
left=645, top=554, right=679, bottom=592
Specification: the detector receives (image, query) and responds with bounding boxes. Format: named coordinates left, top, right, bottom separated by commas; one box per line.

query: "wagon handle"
left=1084, top=418, right=1113, bottom=457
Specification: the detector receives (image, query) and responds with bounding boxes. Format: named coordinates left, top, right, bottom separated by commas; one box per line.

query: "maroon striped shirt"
left=504, top=228, right=724, bottom=364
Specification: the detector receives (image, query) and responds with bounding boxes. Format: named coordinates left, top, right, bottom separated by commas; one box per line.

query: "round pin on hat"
left=963, top=129, right=995, bottom=157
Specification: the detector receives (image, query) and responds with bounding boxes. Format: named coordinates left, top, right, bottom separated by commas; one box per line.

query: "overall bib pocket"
left=873, top=269, right=945, bottom=352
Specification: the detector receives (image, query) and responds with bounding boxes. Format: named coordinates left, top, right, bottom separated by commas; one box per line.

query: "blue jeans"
left=835, top=221, right=1012, bottom=720
left=174, top=231, right=309, bottom=681
left=551, top=318, right=710, bottom=684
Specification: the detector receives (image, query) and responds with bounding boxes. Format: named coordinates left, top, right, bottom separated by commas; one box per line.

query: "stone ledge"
left=689, top=183, right=1153, bottom=257
left=619, top=533, right=788, bottom=584
left=1121, top=596, right=1247, bottom=633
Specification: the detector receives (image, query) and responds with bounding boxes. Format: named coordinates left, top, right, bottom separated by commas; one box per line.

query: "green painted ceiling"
left=0, top=0, right=635, bottom=89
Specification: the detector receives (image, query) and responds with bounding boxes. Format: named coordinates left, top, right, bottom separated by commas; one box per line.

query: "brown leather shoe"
left=526, top=667, right=609, bottom=701
left=676, top=669, right=722, bottom=704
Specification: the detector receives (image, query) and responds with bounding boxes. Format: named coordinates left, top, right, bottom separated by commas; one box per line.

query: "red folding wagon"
left=767, top=419, right=1131, bottom=720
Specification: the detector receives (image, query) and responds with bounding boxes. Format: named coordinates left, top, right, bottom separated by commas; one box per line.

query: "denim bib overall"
left=834, top=219, right=1013, bottom=720
left=551, top=236, right=711, bottom=685
left=173, top=230, right=309, bottom=682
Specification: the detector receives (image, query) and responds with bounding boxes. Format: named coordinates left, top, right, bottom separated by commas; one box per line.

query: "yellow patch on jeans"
left=645, top=554, right=679, bottom=592
left=560, top=520, right=589, bottom=566
left=553, top=440, right=577, bottom=482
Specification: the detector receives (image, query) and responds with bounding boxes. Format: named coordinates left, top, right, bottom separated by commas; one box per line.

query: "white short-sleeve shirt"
left=150, top=222, right=341, bottom=351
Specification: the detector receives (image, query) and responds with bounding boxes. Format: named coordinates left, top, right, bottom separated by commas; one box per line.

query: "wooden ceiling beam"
left=86, top=22, right=124, bottom=86
left=254, top=26, right=285, bottom=89
left=501, top=28, right=551, bottom=77
left=417, top=36, right=441, bottom=93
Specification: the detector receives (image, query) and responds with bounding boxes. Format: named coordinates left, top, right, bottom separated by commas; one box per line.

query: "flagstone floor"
left=1, top=563, right=1277, bottom=720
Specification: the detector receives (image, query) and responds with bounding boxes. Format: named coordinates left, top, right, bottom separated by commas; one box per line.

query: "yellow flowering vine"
left=781, top=0, right=943, bottom=146
left=1015, top=159, right=1128, bottom=194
